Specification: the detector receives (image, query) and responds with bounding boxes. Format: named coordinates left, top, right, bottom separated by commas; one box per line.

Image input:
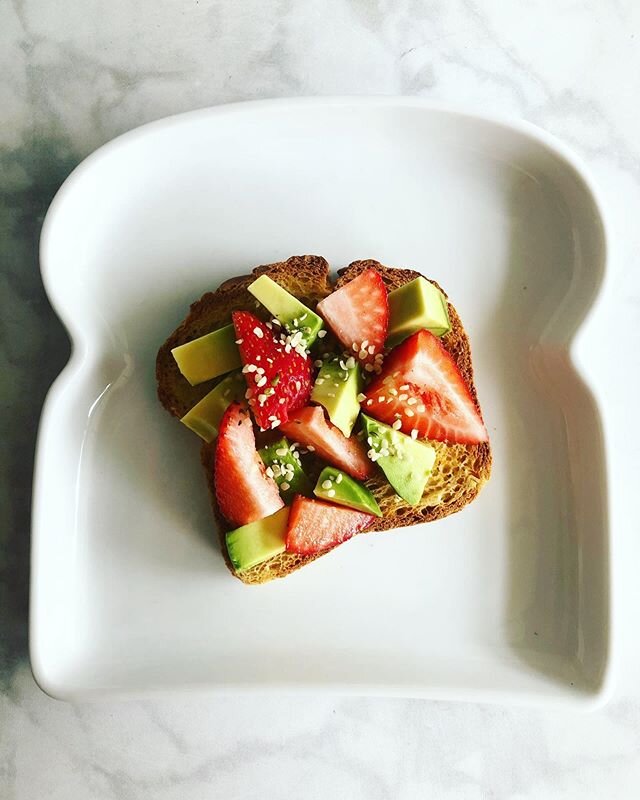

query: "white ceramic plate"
left=32, top=98, right=611, bottom=705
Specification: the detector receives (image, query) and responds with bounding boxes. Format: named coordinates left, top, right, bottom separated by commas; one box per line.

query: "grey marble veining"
left=2, top=1, right=640, bottom=798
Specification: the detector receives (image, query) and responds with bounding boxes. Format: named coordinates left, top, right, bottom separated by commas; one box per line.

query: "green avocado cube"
left=314, top=466, right=382, bottom=517
left=311, top=357, right=362, bottom=437
left=226, top=507, right=289, bottom=572
left=361, top=415, right=436, bottom=505
left=180, top=372, right=245, bottom=442
left=171, top=324, right=241, bottom=385
left=259, top=437, right=312, bottom=503
left=248, top=275, right=324, bottom=347
left=387, top=277, right=451, bottom=347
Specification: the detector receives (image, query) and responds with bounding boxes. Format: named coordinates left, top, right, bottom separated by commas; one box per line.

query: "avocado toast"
left=156, top=255, right=491, bottom=584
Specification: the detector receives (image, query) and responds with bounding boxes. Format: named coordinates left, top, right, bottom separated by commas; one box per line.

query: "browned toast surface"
left=157, top=256, right=491, bottom=584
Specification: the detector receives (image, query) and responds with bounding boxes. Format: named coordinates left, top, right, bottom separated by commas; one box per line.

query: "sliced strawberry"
left=285, top=495, right=374, bottom=555
left=233, top=311, right=312, bottom=431
left=362, top=329, right=488, bottom=445
left=316, top=270, right=389, bottom=367
left=214, top=402, right=284, bottom=526
left=281, top=406, right=374, bottom=480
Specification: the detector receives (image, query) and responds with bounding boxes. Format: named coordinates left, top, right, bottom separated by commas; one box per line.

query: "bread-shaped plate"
left=32, top=98, right=611, bottom=705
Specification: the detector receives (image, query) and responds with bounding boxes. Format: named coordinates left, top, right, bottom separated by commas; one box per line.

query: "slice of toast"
left=156, top=256, right=491, bottom=585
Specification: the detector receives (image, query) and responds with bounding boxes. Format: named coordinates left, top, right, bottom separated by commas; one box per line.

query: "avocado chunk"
left=180, top=373, right=245, bottom=442
left=171, top=324, right=241, bottom=385
left=361, top=415, right=436, bottom=505
left=311, top=357, right=362, bottom=437
left=387, top=277, right=451, bottom=347
left=259, top=437, right=312, bottom=503
left=226, top=506, right=289, bottom=572
left=248, top=275, right=324, bottom=347
left=314, top=466, right=382, bottom=517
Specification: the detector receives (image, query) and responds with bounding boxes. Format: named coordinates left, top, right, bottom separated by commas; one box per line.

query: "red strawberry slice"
left=214, top=402, right=284, bottom=526
left=362, top=329, right=488, bottom=444
left=285, top=495, right=374, bottom=555
left=316, top=270, right=389, bottom=369
left=280, top=406, right=374, bottom=480
left=233, top=311, right=312, bottom=431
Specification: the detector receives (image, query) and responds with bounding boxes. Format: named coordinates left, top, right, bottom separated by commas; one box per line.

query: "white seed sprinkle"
left=389, top=388, right=398, bottom=396
left=295, top=380, right=301, bottom=391
left=271, top=419, right=281, bottom=429
left=327, top=489, right=336, bottom=497
left=235, top=338, right=243, bottom=345
left=357, top=393, right=366, bottom=402
left=366, top=399, right=373, bottom=406
left=352, top=342, right=359, bottom=351
left=317, top=329, right=327, bottom=338
left=364, top=363, right=374, bottom=372
left=333, top=382, right=340, bottom=388
left=307, top=445, right=315, bottom=452
left=417, top=404, right=426, bottom=413
left=398, top=393, right=408, bottom=401
left=339, top=359, right=347, bottom=370
left=335, top=473, right=343, bottom=484
left=377, top=395, right=385, bottom=402
left=359, top=350, right=368, bottom=361
left=280, top=482, right=290, bottom=492
left=361, top=339, right=369, bottom=349
left=392, top=419, right=402, bottom=430
left=279, top=397, right=286, bottom=404
left=405, top=408, right=415, bottom=417
left=276, top=448, right=288, bottom=457
left=407, top=397, right=417, bottom=405
left=368, top=345, right=376, bottom=355
left=256, top=376, right=267, bottom=387
left=272, top=318, right=282, bottom=326
left=316, top=378, right=325, bottom=385
left=322, top=479, right=333, bottom=490
left=255, top=355, right=261, bottom=361
left=400, top=384, right=409, bottom=390
left=327, top=392, right=336, bottom=398
left=244, top=389, right=253, bottom=399
left=266, top=467, right=274, bottom=478
left=253, top=327, right=264, bottom=338
left=314, top=360, right=323, bottom=368
left=411, top=429, right=419, bottom=440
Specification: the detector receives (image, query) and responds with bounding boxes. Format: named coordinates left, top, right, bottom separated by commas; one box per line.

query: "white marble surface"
left=2, top=1, right=640, bottom=797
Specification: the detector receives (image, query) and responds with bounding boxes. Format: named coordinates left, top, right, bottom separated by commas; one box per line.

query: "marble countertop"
left=2, top=1, right=640, bottom=797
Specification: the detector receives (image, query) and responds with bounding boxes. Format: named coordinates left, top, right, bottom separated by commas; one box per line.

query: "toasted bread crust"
left=157, top=256, right=491, bottom=584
